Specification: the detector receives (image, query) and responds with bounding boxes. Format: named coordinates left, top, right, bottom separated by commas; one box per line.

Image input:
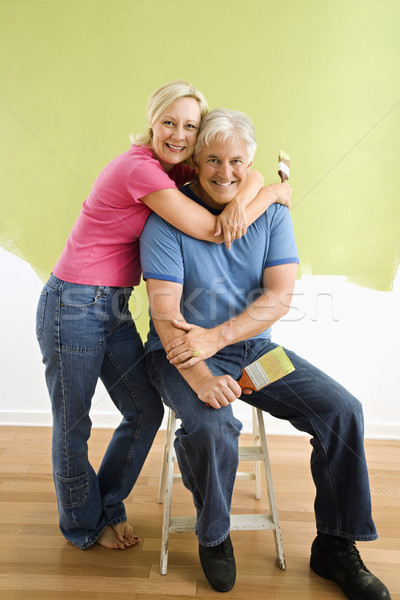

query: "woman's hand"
left=166, top=320, right=223, bottom=368
left=263, top=182, right=292, bottom=209
left=215, top=198, right=247, bottom=249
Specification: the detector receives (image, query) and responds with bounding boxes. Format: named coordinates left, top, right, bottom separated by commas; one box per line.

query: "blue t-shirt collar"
left=181, top=183, right=222, bottom=216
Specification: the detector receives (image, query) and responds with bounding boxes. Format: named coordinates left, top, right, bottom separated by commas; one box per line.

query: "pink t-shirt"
left=53, top=145, right=194, bottom=286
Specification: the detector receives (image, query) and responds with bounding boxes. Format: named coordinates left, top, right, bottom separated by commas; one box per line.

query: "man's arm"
left=146, top=278, right=242, bottom=409
left=165, top=262, right=297, bottom=368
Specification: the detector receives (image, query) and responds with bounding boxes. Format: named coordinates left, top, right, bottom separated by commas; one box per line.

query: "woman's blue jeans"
left=36, top=274, right=164, bottom=549
left=145, top=340, right=377, bottom=547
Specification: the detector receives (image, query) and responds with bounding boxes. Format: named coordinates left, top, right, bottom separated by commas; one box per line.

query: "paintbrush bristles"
left=279, top=149, right=290, bottom=162
left=242, top=346, right=295, bottom=391
left=257, top=346, right=294, bottom=382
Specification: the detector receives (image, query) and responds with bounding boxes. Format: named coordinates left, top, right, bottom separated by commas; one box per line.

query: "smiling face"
left=193, top=137, right=252, bottom=209
left=150, top=97, right=201, bottom=172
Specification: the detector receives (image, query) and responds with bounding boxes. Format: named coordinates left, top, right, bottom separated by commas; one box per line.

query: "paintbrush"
left=238, top=345, right=295, bottom=391
left=278, top=150, right=290, bottom=182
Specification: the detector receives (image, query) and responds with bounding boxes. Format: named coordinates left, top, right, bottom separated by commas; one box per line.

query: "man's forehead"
left=201, top=139, right=249, bottom=160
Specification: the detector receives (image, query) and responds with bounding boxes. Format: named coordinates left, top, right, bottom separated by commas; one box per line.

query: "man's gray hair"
left=195, top=108, right=257, bottom=163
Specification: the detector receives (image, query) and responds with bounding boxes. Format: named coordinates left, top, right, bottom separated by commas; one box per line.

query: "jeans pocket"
left=60, top=283, right=99, bottom=308
left=55, top=472, right=89, bottom=508
left=36, top=290, right=48, bottom=339
left=60, top=284, right=105, bottom=352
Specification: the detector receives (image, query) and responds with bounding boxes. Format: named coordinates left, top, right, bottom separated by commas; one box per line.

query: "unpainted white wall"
left=1, top=247, right=399, bottom=438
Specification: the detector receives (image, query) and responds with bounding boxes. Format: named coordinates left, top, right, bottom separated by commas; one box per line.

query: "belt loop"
left=94, top=286, right=105, bottom=299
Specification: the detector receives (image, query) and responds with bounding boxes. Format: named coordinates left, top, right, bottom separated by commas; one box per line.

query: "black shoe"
left=310, top=534, right=391, bottom=600
left=199, top=535, right=236, bottom=592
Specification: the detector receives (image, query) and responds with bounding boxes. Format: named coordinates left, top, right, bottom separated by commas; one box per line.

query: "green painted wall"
left=1, top=0, right=399, bottom=311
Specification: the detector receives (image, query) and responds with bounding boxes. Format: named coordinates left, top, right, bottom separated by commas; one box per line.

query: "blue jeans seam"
left=198, top=529, right=231, bottom=547
left=81, top=524, right=109, bottom=549
left=108, top=516, right=127, bottom=528
left=104, top=347, right=143, bottom=481
left=307, top=412, right=342, bottom=534
left=179, top=437, right=206, bottom=511
left=56, top=288, right=71, bottom=478
left=316, top=526, right=378, bottom=542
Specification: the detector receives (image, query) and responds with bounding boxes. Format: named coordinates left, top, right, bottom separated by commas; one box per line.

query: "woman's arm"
left=141, top=187, right=229, bottom=245
left=246, top=182, right=292, bottom=223
left=141, top=171, right=264, bottom=248
left=141, top=179, right=292, bottom=248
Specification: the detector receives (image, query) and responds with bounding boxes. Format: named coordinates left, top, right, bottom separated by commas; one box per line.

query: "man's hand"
left=196, top=374, right=242, bottom=409
left=166, top=320, right=223, bottom=368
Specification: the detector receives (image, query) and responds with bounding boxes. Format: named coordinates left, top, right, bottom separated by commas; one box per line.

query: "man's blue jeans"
left=145, top=339, right=377, bottom=547
left=36, top=274, right=164, bottom=549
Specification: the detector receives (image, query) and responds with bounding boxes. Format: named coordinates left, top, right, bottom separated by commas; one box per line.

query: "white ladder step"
left=173, top=471, right=260, bottom=483
left=172, top=446, right=264, bottom=463
left=235, top=471, right=257, bottom=480
left=169, top=513, right=275, bottom=533
left=238, top=446, right=265, bottom=461
left=173, top=470, right=258, bottom=481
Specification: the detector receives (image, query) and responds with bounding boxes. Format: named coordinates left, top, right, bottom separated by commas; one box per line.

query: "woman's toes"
left=97, top=526, right=128, bottom=550
left=113, top=521, right=139, bottom=544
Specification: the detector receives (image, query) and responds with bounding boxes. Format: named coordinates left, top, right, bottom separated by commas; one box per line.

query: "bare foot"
left=96, top=525, right=128, bottom=549
left=113, top=521, right=139, bottom=547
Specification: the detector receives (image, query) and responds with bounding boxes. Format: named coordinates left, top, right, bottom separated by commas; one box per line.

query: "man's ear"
left=193, top=158, right=199, bottom=174
left=247, top=161, right=253, bottom=171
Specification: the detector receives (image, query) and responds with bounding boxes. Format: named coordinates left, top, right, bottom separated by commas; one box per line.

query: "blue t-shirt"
left=140, top=185, right=299, bottom=353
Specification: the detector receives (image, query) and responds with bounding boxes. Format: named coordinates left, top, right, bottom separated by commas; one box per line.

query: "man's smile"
left=212, top=180, right=237, bottom=187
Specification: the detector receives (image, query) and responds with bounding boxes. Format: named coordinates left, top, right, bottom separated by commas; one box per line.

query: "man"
left=140, top=108, right=390, bottom=599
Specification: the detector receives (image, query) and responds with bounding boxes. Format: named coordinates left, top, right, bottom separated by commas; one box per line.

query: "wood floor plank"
left=1, top=593, right=130, bottom=600
left=0, top=426, right=399, bottom=599
left=0, top=573, right=196, bottom=595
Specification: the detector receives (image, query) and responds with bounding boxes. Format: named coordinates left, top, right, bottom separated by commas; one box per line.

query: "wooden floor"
left=0, top=426, right=399, bottom=600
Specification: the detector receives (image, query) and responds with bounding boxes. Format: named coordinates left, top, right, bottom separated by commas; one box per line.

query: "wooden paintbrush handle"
left=278, top=171, right=289, bottom=183
left=238, top=370, right=256, bottom=391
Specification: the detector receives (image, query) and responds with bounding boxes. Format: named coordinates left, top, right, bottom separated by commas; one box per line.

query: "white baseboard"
left=0, top=411, right=53, bottom=427
left=1, top=411, right=399, bottom=440
left=363, top=423, right=400, bottom=440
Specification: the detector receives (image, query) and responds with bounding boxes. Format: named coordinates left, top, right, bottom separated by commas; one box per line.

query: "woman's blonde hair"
left=131, top=79, right=208, bottom=147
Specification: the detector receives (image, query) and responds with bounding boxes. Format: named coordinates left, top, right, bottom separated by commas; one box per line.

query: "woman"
left=36, top=80, right=291, bottom=551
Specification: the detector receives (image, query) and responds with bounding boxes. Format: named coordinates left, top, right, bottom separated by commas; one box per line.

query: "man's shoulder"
left=141, top=211, right=184, bottom=252
left=262, top=202, right=293, bottom=230
left=246, top=202, right=286, bottom=232
left=266, top=202, right=290, bottom=218
left=143, top=210, right=178, bottom=235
